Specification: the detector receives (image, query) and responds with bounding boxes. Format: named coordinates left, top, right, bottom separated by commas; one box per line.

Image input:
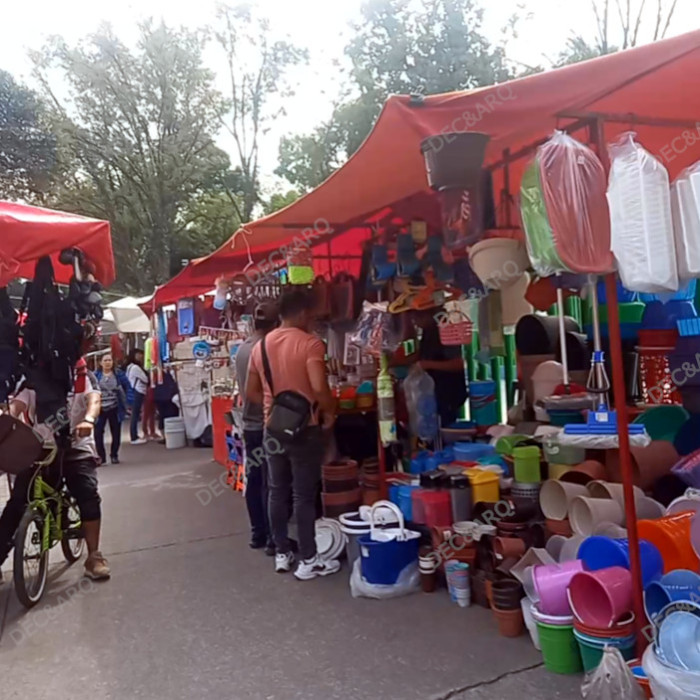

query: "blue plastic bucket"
left=640, top=280, right=697, bottom=303
left=645, top=570, right=700, bottom=621
left=470, top=381, right=498, bottom=426
left=598, top=279, right=637, bottom=304
left=578, top=537, right=663, bottom=587
left=358, top=534, right=420, bottom=584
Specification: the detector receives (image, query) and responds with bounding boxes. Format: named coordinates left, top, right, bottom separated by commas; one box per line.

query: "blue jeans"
left=130, top=391, right=145, bottom=441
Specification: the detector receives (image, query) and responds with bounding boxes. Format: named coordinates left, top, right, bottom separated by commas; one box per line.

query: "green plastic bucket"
left=536, top=621, right=583, bottom=674
left=573, top=630, right=636, bottom=672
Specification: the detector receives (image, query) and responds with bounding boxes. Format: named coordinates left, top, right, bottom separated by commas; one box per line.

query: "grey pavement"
left=0, top=443, right=582, bottom=700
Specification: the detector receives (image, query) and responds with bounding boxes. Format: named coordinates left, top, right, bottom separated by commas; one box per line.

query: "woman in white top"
left=126, top=349, right=149, bottom=445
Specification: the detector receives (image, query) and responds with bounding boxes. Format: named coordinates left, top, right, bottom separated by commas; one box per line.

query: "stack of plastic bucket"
left=531, top=603, right=583, bottom=674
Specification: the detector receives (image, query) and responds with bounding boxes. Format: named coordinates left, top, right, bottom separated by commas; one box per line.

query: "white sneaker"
left=294, top=555, right=341, bottom=581
left=275, top=552, right=294, bottom=573
left=131, top=438, right=148, bottom=445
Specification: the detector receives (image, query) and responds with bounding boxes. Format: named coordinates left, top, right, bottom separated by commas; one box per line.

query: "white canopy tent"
left=106, top=296, right=151, bottom=334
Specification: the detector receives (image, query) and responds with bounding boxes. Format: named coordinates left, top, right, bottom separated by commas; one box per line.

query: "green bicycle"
left=13, top=445, right=85, bottom=608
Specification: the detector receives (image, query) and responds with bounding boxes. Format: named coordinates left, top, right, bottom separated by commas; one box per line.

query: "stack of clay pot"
left=491, top=578, right=525, bottom=637
left=322, top=459, right=361, bottom=518
left=361, top=458, right=380, bottom=506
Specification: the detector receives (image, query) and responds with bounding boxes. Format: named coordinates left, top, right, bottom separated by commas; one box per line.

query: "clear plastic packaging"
left=538, top=131, right=615, bottom=274
left=643, top=642, right=700, bottom=699
left=582, top=647, right=645, bottom=699
left=671, top=162, right=700, bottom=282
left=349, top=558, right=420, bottom=599
left=520, top=157, right=569, bottom=277
left=404, top=364, right=438, bottom=441
left=349, top=301, right=401, bottom=357
left=607, top=132, right=678, bottom=293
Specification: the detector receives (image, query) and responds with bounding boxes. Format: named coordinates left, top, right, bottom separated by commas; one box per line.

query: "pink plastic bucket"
left=533, top=561, right=585, bottom=617
left=569, top=567, right=633, bottom=628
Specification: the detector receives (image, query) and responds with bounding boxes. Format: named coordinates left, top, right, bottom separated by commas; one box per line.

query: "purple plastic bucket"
left=533, top=561, right=585, bottom=617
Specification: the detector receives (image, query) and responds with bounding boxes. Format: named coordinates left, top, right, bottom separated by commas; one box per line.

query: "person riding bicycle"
left=0, top=359, right=111, bottom=581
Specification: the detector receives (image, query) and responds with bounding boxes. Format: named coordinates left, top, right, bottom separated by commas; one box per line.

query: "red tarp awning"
left=0, top=201, right=115, bottom=286
left=152, top=28, right=700, bottom=305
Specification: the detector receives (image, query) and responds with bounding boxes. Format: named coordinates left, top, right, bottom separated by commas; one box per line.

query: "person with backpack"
left=94, top=353, right=129, bottom=464
left=246, top=288, right=339, bottom=580
left=126, top=349, right=149, bottom=445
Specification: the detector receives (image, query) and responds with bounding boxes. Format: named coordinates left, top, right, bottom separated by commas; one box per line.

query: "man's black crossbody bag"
left=260, top=336, right=314, bottom=443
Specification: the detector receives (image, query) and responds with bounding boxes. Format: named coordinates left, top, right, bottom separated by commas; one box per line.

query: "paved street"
left=0, top=444, right=581, bottom=699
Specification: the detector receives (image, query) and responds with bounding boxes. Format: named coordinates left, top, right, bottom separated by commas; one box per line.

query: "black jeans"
left=243, top=429, right=270, bottom=545
left=266, top=426, right=324, bottom=561
left=130, top=391, right=145, bottom=441
left=0, top=454, right=101, bottom=567
left=96, top=407, right=121, bottom=461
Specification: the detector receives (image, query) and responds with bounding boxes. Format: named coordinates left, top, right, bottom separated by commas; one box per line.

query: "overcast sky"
left=4, top=0, right=699, bottom=183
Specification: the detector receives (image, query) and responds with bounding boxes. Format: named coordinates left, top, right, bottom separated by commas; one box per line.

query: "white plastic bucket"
left=164, top=417, right=186, bottom=449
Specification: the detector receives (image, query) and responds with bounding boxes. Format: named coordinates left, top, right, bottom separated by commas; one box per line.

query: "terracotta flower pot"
left=321, top=488, right=362, bottom=506
left=559, top=460, right=607, bottom=486
left=494, top=536, right=526, bottom=560
left=606, top=441, right=679, bottom=490
left=546, top=518, right=573, bottom=537
left=492, top=607, right=525, bottom=637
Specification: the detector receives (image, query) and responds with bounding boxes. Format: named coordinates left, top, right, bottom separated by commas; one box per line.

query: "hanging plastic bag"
left=582, top=647, right=645, bottom=699
left=349, top=558, right=420, bottom=599
left=608, top=132, right=678, bottom=293
left=538, top=131, right=615, bottom=274
left=404, top=364, right=438, bottom=442
left=671, top=162, right=700, bottom=282
left=349, top=301, right=400, bottom=357
left=520, top=157, right=569, bottom=277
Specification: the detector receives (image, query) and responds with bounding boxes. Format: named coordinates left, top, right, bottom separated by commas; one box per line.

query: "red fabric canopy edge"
left=0, top=201, right=115, bottom=286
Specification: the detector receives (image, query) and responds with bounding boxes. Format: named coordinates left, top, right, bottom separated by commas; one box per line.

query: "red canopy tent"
left=0, top=201, right=115, bottom=286
left=151, top=27, right=700, bottom=302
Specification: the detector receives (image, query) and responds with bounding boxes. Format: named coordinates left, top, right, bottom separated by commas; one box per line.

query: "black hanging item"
left=0, top=288, right=19, bottom=403
left=21, top=256, right=84, bottom=424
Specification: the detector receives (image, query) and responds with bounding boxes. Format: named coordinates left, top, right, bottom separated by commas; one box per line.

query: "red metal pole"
left=592, top=118, right=646, bottom=653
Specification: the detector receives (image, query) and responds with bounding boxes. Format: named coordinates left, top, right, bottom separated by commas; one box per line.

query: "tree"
left=276, top=0, right=512, bottom=192
left=32, top=22, right=235, bottom=291
left=0, top=70, right=56, bottom=201
left=557, top=0, right=681, bottom=65
left=214, top=3, right=307, bottom=223
left=262, top=188, right=301, bottom=215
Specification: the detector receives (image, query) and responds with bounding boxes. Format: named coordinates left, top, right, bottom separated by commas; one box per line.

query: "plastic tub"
left=533, top=561, right=584, bottom=617
left=535, top=618, right=583, bottom=674
left=568, top=567, right=633, bottom=628
left=453, top=442, right=495, bottom=462
left=469, top=381, right=498, bottom=426
left=644, top=570, right=700, bottom=621
left=513, top=446, right=541, bottom=483
left=522, top=597, right=541, bottom=649
left=396, top=485, right=419, bottom=522
left=464, top=469, right=500, bottom=504
left=420, top=491, right=453, bottom=528
left=573, top=629, right=636, bottom=672
left=164, top=417, right=186, bottom=449
left=542, top=440, right=585, bottom=466
left=578, top=536, right=664, bottom=587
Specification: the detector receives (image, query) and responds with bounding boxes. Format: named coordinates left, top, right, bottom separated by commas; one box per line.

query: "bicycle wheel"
left=13, top=509, right=49, bottom=609
left=61, top=498, right=84, bottom=564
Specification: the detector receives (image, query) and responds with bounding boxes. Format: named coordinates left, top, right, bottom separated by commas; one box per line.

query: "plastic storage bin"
left=607, top=132, right=678, bottom=293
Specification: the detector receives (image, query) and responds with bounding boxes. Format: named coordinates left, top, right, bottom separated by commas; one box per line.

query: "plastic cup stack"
left=445, top=559, right=471, bottom=608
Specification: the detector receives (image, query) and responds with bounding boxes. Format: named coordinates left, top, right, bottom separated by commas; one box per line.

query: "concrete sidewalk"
left=0, top=443, right=581, bottom=699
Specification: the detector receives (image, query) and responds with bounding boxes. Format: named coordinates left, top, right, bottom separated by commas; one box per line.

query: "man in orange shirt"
left=247, top=288, right=339, bottom=580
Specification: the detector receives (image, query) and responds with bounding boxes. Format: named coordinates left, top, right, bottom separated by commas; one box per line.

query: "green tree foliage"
left=215, top=3, right=308, bottom=222
left=31, top=22, right=237, bottom=291
left=0, top=70, right=56, bottom=200
left=276, top=0, right=512, bottom=192
left=262, top=188, right=301, bottom=215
